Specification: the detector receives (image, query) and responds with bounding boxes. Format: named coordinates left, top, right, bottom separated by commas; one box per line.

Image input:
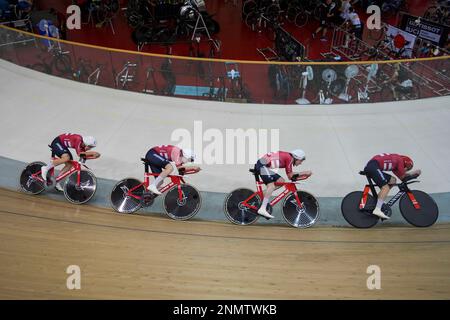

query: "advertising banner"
left=400, top=13, right=449, bottom=47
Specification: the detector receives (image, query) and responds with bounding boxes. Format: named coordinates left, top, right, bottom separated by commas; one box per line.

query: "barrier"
left=0, top=24, right=449, bottom=105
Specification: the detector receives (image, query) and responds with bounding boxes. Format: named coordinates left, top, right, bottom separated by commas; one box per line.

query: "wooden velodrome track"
left=0, top=188, right=449, bottom=299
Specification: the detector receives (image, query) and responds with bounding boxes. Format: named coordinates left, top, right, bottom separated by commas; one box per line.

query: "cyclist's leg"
left=154, top=162, right=173, bottom=186
left=364, top=160, right=393, bottom=218
left=257, top=165, right=282, bottom=218
left=57, top=153, right=73, bottom=176
left=54, top=152, right=73, bottom=191
left=145, top=149, right=171, bottom=194
left=41, top=138, right=72, bottom=180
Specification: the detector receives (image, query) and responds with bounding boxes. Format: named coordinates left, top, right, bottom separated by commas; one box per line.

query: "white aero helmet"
left=291, top=149, right=306, bottom=161
left=83, top=136, right=97, bottom=148
left=182, top=148, right=195, bottom=161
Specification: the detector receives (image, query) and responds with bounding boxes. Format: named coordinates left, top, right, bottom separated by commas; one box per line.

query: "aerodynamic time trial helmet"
left=401, top=155, right=413, bottom=170
left=82, top=136, right=97, bottom=148
left=182, top=148, right=195, bottom=161
left=291, top=149, right=306, bottom=161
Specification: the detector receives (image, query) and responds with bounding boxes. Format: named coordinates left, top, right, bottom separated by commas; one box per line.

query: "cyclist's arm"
left=402, top=169, right=421, bottom=180
left=79, top=151, right=101, bottom=159
left=177, top=165, right=201, bottom=174
left=290, top=171, right=313, bottom=181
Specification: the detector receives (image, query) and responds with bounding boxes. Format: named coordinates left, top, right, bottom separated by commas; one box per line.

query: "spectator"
left=312, top=0, right=338, bottom=42
left=343, top=6, right=363, bottom=48
left=49, top=8, right=67, bottom=40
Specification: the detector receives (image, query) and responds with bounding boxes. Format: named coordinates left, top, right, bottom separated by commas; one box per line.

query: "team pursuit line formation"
left=18, top=134, right=440, bottom=229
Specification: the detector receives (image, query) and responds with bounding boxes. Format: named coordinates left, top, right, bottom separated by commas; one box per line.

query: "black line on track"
left=1, top=209, right=450, bottom=244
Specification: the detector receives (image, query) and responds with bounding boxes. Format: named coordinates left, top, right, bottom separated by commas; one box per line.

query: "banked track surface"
left=0, top=188, right=449, bottom=299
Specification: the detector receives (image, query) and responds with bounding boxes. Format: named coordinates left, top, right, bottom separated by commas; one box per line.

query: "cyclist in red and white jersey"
left=254, top=149, right=312, bottom=219
left=144, top=145, right=200, bottom=195
left=364, top=153, right=421, bottom=219
left=41, top=133, right=100, bottom=191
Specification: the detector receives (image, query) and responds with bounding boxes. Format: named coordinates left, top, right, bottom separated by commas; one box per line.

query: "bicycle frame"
left=359, top=174, right=421, bottom=211
left=125, top=162, right=197, bottom=202
left=241, top=171, right=306, bottom=211
left=32, top=159, right=84, bottom=186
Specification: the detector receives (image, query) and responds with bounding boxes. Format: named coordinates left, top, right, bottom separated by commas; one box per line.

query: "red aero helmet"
left=402, top=155, right=413, bottom=170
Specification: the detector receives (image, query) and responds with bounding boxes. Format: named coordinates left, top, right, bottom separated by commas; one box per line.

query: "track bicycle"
left=224, top=168, right=319, bottom=228
left=19, top=154, right=97, bottom=204
left=341, top=170, right=439, bottom=228
left=30, top=45, right=73, bottom=78
left=110, top=158, right=202, bottom=220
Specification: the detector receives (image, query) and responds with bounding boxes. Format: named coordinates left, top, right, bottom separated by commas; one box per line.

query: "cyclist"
left=338, top=0, right=352, bottom=24
left=254, top=149, right=312, bottom=219
left=312, top=0, right=338, bottom=42
left=41, top=133, right=100, bottom=191
left=364, top=153, right=421, bottom=219
left=144, top=145, right=200, bottom=195
left=343, top=7, right=362, bottom=43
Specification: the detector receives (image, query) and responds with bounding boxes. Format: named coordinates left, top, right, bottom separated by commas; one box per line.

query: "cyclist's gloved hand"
left=291, top=173, right=299, bottom=181
left=178, top=167, right=186, bottom=176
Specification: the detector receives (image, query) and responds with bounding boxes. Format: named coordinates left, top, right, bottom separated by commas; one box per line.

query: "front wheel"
left=64, top=170, right=97, bottom=204
left=223, top=188, right=260, bottom=225
left=110, top=178, right=144, bottom=213
left=399, top=190, right=439, bottom=227
left=341, top=191, right=378, bottom=228
left=19, top=161, right=46, bottom=195
left=163, top=184, right=201, bottom=220
left=282, top=191, right=320, bottom=228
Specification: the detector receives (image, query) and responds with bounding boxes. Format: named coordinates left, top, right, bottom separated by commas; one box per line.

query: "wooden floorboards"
left=0, top=188, right=449, bottom=299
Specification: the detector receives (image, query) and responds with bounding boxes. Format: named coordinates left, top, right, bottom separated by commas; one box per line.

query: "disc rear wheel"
left=224, top=188, right=260, bottom=225
left=110, top=178, right=144, bottom=213
left=19, top=161, right=46, bottom=195
left=341, top=191, right=378, bottom=228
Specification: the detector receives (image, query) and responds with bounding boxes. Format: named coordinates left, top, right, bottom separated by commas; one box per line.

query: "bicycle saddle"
left=249, top=169, right=257, bottom=174
left=141, top=158, right=149, bottom=163
left=359, top=171, right=367, bottom=175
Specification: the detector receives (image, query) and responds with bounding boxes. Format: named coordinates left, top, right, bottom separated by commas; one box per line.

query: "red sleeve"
left=393, top=156, right=406, bottom=179
left=282, top=152, right=293, bottom=175
left=171, top=146, right=183, bottom=166
left=74, top=135, right=84, bottom=155
left=285, top=163, right=293, bottom=175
